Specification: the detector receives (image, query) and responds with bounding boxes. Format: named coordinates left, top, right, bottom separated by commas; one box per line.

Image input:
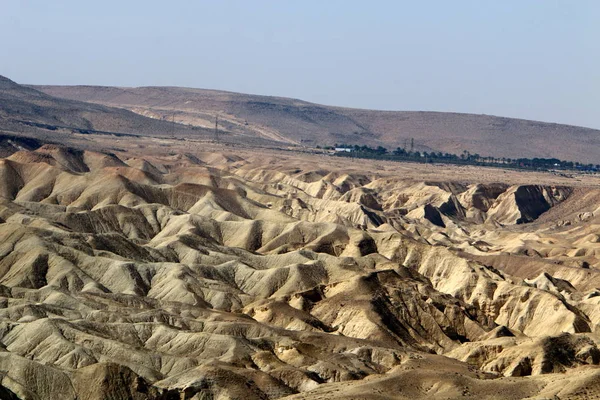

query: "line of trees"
left=326, top=144, right=599, bottom=172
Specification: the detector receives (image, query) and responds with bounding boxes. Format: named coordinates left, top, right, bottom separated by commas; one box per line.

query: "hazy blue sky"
left=2, top=1, right=598, bottom=128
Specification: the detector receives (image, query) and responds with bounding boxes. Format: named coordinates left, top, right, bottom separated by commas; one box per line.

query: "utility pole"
left=410, top=138, right=414, bottom=153
left=214, top=114, right=219, bottom=142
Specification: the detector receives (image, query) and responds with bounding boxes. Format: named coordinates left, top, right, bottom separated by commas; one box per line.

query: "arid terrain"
left=2, top=75, right=600, bottom=399
left=33, top=83, right=600, bottom=163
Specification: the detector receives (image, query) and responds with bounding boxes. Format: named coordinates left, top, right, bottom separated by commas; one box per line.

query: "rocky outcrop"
left=487, top=185, right=571, bottom=225
left=448, top=333, right=600, bottom=377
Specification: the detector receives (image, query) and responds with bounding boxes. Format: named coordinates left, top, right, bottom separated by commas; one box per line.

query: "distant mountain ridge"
left=0, top=75, right=216, bottom=145
left=33, top=83, right=600, bottom=163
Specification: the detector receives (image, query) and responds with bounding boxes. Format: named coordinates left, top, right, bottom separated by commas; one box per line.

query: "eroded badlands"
left=1, top=145, right=600, bottom=399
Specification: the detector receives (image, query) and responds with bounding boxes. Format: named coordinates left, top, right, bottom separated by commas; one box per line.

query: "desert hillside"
left=0, top=75, right=285, bottom=149
left=34, top=83, right=600, bottom=163
left=0, top=132, right=600, bottom=398
left=0, top=75, right=205, bottom=138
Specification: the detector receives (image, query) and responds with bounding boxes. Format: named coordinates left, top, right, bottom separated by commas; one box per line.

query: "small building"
left=334, top=147, right=353, bottom=152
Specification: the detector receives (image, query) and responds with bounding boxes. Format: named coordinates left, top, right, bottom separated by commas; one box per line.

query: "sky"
left=1, top=0, right=599, bottom=128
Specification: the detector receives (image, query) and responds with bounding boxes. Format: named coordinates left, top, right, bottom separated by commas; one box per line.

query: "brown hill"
left=33, top=83, right=600, bottom=162
left=0, top=75, right=289, bottom=148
